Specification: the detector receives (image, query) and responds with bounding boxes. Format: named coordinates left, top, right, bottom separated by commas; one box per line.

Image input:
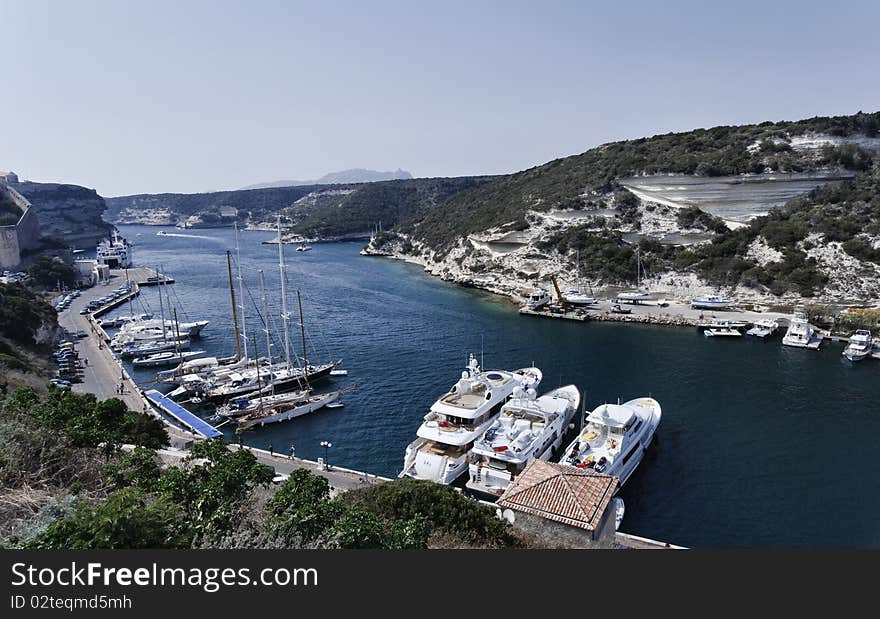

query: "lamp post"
left=320, top=441, right=332, bottom=470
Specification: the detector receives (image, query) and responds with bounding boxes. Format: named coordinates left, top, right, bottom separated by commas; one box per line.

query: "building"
left=496, top=459, right=619, bottom=547
left=0, top=179, right=41, bottom=270
left=74, top=259, right=110, bottom=286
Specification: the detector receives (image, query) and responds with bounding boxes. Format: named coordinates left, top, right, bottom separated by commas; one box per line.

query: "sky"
left=1, top=0, right=879, bottom=197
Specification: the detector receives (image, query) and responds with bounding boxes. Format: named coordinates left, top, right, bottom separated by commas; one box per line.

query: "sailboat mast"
left=156, top=266, right=167, bottom=341
left=259, top=270, right=272, bottom=366
left=297, top=290, right=307, bottom=369
left=277, top=216, right=292, bottom=369
left=235, top=221, right=248, bottom=360
left=173, top=308, right=183, bottom=364
left=226, top=250, right=242, bottom=361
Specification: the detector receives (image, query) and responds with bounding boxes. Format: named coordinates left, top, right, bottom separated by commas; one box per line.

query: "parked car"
left=75, top=330, right=88, bottom=338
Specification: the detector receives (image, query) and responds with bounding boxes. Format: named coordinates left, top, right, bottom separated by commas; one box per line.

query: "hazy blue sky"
left=2, top=0, right=878, bottom=196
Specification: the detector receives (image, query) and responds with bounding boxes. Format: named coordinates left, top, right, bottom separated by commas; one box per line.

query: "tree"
left=266, top=468, right=341, bottom=544
left=26, top=256, right=76, bottom=289
left=26, top=487, right=190, bottom=549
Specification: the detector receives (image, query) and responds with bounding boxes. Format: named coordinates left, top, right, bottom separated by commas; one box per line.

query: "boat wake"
left=157, top=232, right=220, bottom=241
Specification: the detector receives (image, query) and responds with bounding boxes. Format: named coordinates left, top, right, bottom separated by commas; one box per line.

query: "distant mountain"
left=240, top=168, right=413, bottom=190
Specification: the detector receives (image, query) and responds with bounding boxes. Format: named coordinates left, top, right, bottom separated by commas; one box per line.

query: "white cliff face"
left=745, top=237, right=784, bottom=266
left=365, top=204, right=880, bottom=309
left=802, top=234, right=880, bottom=303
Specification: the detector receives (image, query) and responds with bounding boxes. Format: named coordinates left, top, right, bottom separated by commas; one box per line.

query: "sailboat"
left=617, top=245, right=652, bottom=303
left=177, top=218, right=339, bottom=404
left=564, top=249, right=598, bottom=306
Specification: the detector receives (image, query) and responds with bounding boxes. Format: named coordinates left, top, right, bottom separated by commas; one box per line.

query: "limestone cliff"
left=13, top=182, right=112, bottom=248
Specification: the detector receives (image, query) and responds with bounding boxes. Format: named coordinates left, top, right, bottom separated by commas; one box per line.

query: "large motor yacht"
left=782, top=309, right=823, bottom=349
left=399, top=354, right=542, bottom=485
left=559, top=397, right=661, bottom=488
left=466, top=384, right=580, bottom=498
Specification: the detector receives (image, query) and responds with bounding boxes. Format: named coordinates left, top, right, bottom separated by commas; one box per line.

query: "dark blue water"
left=110, top=225, right=880, bottom=548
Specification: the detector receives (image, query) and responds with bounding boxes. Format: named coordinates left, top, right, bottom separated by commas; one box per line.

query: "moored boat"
left=843, top=330, right=872, bottom=362
left=399, top=354, right=543, bottom=485
left=466, top=384, right=580, bottom=498
left=782, top=309, right=823, bottom=349
left=559, top=397, right=661, bottom=488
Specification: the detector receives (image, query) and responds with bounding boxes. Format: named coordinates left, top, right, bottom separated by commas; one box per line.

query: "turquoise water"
left=110, top=225, right=880, bottom=548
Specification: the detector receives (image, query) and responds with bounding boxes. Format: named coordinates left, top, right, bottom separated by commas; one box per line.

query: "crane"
left=548, top=273, right=566, bottom=308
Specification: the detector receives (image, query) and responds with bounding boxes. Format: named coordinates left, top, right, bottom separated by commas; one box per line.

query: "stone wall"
left=0, top=183, right=41, bottom=269
left=510, top=507, right=619, bottom=549
left=0, top=225, right=20, bottom=269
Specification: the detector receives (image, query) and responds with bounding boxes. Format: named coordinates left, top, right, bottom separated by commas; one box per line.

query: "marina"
left=56, top=225, right=880, bottom=548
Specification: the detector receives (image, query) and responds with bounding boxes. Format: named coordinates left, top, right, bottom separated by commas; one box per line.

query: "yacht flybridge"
left=466, top=384, right=580, bottom=498
left=559, top=397, right=661, bottom=488
left=399, top=354, right=542, bottom=485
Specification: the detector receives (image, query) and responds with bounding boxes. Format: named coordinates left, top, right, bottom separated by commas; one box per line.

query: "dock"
left=144, top=389, right=223, bottom=439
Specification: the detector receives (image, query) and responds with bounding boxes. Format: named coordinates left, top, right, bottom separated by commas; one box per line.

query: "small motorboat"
left=704, top=327, right=741, bottom=337
left=296, top=244, right=312, bottom=252
left=329, top=369, right=348, bottom=376
left=326, top=402, right=344, bottom=409
left=613, top=497, right=625, bottom=531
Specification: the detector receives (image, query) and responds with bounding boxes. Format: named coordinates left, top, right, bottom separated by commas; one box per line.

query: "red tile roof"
left=497, top=460, right=618, bottom=531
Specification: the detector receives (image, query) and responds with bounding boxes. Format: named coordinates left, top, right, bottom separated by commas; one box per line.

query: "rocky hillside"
left=364, top=111, right=880, bottom=306
left=106, top=176, right=494, bottom=239
left=13, top=182, right=112, bottom=248
left=0, top=282, right=58, bottom=393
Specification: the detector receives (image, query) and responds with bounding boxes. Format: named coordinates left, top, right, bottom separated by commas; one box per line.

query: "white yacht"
left=843, top=330, right=872, bottom=362
left=564, top=290, right=598, bottom=306
left=466, top=384, right=580, bottom=498
left=235, top=390, right=341, bottom=430
left=118, top=318, right=209, bottom=338
left=400, top=354, right=542, bottom=485
left=559, top=397, right=661, bottom=488
left=691, top=295, right=734, bottom=310
left=96, top=229, right=133, bottom=269
left=746, top=319, right=779, bottom=338
left=782, top=309, right=823, bottom=349
left=132, top=349, right=206, bottom=368
left=525, top=289, right=551, bottom=309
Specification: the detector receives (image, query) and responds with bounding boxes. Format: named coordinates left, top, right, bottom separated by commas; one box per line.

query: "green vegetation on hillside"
left=405, top=111, right=879, bottom=251
left=1, top=387, right=516, bottom=549
left=0, top=193, right=23, bottom=226
left=26, top=256, right=76, bottom=289
left=292, top=177, right=494, bottom=239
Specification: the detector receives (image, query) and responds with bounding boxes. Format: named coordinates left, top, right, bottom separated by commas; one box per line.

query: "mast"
left=297, top=290, right=307, bottom=369
left=235, top=221, right=247, bottom=360
left=156, top=266, right=167, bottom=342
left=277, top=216, right=292, bottom=369
left=226, top=250, right=242, bottom=361
left=124, top=267, right=134, bottom=317
left=173, top=308, right=184, bottom=365
left=259, top=269, right=272, bottom=366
